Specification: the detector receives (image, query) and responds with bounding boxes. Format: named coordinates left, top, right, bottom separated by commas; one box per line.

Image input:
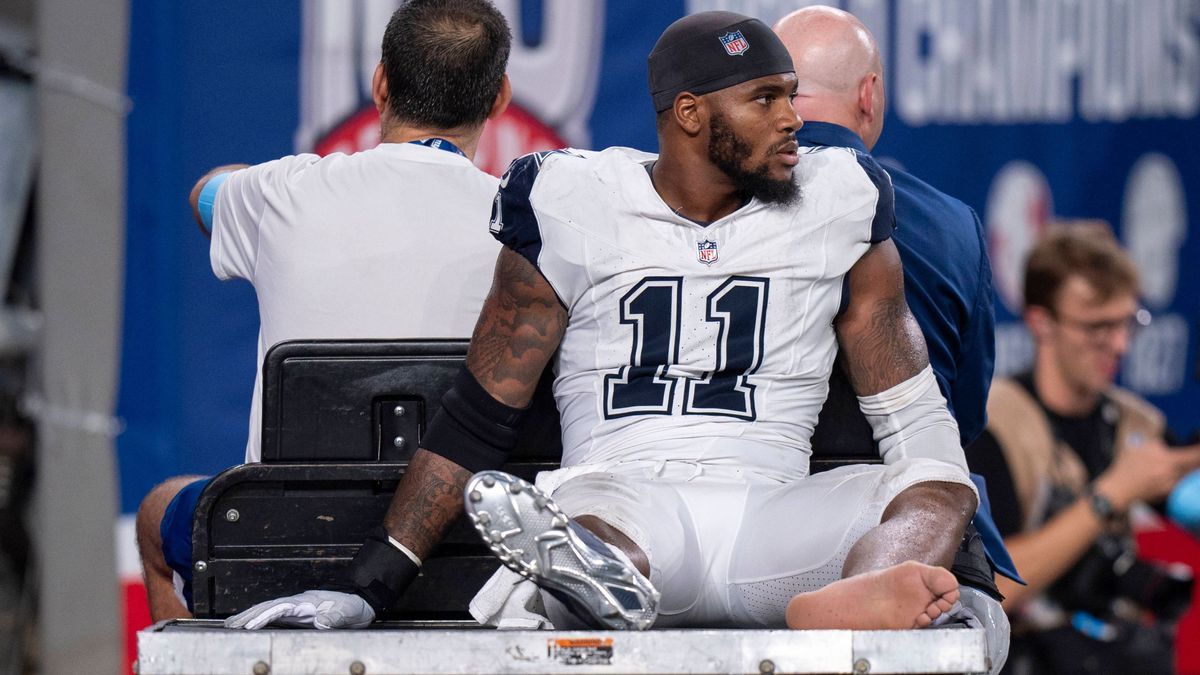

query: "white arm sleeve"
left=856, top=365, right=969, bottom=475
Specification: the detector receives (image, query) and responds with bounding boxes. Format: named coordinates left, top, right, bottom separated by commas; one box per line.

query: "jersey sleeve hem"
left=852, top=152, right=897, bottom=243
left=489, top=154, right=546, bottom=268
left=488, top=151, right=579, bottom=311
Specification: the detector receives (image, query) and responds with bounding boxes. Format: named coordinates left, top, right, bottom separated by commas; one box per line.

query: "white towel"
left=469, top=565, right=552, bottom=629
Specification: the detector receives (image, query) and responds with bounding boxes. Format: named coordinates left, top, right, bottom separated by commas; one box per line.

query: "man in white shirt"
left=134, top=0, right=512, bottom=621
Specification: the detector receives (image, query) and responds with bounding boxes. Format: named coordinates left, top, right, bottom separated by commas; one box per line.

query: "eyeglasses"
left=1052, top=308, right=1152, bottom=343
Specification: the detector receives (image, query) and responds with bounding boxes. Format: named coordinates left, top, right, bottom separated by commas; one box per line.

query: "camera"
left=1049, top=532, right=1194, bottom=622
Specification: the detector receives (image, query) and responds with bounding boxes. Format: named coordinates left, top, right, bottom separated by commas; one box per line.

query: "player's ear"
left=673, top=93, right=703, bottom=136
left=488, top=74, right=512, bottom=121
left=371, top=63, right=389, bottom=115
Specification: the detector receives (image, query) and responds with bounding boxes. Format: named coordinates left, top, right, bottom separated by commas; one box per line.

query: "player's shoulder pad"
left=489, top=149, right=585, bottom=267
left=851, top=150, right=896, bottom=243
left=798, top=146, right=895, bottom=243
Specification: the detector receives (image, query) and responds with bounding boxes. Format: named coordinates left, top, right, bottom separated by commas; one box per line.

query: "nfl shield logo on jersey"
left=719, top=31, right=749, bottom=56
left=697, top=239, right=719, bottom=265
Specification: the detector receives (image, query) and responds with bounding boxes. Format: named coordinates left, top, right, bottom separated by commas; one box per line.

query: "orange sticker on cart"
left=548, top=637, right=614, bottom=666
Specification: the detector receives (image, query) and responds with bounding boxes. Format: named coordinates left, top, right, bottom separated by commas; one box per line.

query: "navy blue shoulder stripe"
left=488, top=150, right=579, bottom=268
left=853, top=151, right=896, bottom=243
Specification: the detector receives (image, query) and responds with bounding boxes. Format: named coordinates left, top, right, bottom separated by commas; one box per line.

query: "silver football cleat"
left=464, top=470, right=659, bottom=630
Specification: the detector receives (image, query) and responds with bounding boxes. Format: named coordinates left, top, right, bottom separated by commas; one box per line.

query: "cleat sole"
left=464, top=470, right=659, bottom=630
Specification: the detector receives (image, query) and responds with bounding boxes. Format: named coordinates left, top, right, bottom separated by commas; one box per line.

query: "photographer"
left=968, top=226, right=1200, bottom=674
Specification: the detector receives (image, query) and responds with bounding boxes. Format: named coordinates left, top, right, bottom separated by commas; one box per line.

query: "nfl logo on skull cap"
left=719, top=31, right=749, bottom=56
left=697, top=239, right=719, bottom=265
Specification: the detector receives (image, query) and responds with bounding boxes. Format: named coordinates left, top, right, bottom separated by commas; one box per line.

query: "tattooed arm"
left=381, top=247, right=568, bottom=557
left=834, top=240, right=928, bottom=396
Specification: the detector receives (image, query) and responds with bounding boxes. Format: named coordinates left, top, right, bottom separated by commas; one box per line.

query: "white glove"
left=224, top=590, right=376, bottom=630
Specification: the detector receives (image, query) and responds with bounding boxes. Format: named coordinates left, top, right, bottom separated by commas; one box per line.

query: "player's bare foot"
left=785, top=561, right=959, bottom=630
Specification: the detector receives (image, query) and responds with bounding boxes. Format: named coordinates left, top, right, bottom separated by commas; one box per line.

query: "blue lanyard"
left=409, top=138, right=465, bottom=157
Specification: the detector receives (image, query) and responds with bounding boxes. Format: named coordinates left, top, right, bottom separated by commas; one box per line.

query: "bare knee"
left=136, top=475, right=205, bottom=558
left=882, top=481, right=976, bottom=531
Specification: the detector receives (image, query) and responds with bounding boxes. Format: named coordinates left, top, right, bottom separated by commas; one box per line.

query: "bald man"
left=777, top=5, right=993, bottom=455
left=776, top=6, right=1010, bottom=673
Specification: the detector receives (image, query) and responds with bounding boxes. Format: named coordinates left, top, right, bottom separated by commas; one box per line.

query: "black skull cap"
left=648, top=11, right=795, bottom=112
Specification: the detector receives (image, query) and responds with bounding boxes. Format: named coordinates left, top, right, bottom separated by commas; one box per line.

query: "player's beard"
left=707, top=113, right=800, bottom=207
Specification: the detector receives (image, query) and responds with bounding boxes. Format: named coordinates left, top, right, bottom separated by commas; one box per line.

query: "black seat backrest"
left=260, top=339, right=561, bottom=463
left=193, top=339, right=560, bottom=621
left=809, top=355, right=881, bottom=468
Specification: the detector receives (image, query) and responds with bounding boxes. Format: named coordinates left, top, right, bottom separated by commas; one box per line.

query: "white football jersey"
left=210, top=142, right=501, bottom=462
left=490, top=146, right=894, bottom=473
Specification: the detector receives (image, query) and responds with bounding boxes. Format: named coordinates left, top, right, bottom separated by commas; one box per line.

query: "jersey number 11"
left=603, top=275, right=768, bottom=420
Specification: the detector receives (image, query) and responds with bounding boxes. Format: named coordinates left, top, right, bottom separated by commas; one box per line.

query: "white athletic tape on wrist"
left=857, top=365, right=968, bottom=472
left=387, top=535, right=423, bottom=567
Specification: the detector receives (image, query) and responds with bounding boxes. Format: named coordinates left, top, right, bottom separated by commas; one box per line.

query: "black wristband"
left=1085, top=485, right=1121, bottom=524
left=324, top=527, right=420, bottom=616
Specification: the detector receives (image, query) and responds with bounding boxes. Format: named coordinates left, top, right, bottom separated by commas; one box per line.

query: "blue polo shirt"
left=800, top=122, right=995, bottom=446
